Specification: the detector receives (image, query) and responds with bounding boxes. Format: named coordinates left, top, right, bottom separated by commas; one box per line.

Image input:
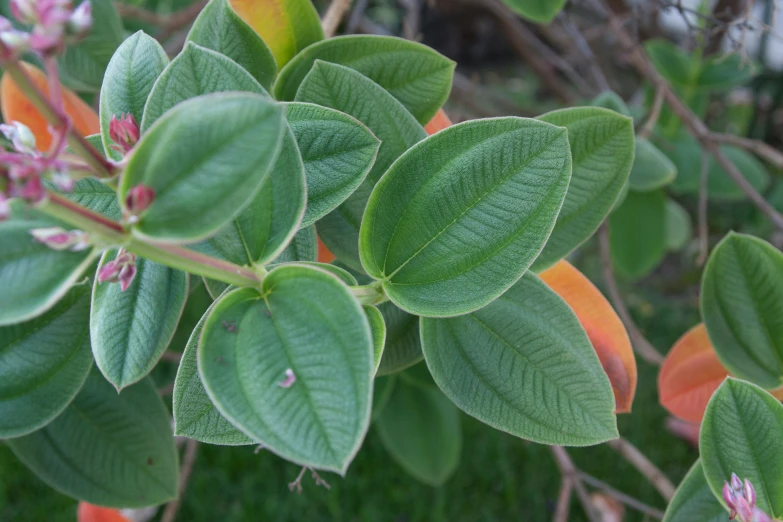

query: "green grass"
left=0, top=261, right=703, bottom=522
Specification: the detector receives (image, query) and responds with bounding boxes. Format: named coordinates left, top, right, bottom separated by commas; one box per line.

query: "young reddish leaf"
left=317, top=236, right=335, bottom=263
left=658, top=324, right=728, bottom=424
left=77, top=503, right=131, bottom=522
left=659, top=323, right=783, bottom=424
left=229, top=0, right=323, bottom=68
left=424, top=108, right=452, bottom=135
left=539, top=260, right=637, bottom=413
left=0, top=63, right=99, bottom=151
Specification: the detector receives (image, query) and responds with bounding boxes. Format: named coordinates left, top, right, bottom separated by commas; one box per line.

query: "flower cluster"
left=97, top=249, right=137, bottom=291
left=0, top=0, right=91, bottom=57
left=723, top=474, right=775, bottom=522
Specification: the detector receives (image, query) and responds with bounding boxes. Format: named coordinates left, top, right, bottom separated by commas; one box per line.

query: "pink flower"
left=30, top=226, right=89, bottom=251
left=124, top=183, right=154, bottom=216
left=109, top=113, right=139, bottom=155
left=97, top=250, right=137, bottom=291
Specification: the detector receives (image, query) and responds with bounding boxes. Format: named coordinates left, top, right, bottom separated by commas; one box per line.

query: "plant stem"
left=350, top=284, right=387, bottom=306
left=38, top=193, right=263, bottom=288
left=0, top=51, right=116, bottom=179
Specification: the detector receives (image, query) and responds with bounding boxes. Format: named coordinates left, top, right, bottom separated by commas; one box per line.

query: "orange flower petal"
left=77, top=503, right=131, bottom=522
left=317, top=236, right=335, bottom=263
left=658, top=324, right=728, bottom=424
left=540, top=260, right=637, bottom=413
left=1, top=63, right=99, bottom=151
left=424, top=108, right=452, bottom=135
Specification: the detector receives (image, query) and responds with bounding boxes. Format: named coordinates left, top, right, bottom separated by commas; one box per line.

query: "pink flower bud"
left=66, top=0, right=90, bottom=37
left=124, top=183, right=154, bottom=215
left=723, top=482, right=738, bottom=510
left=29, top=23, right=63, bottom=53
left=35, top=0, right=72, bottom=26
left=9, top=0, right=36, bottom=24
left=734, top=498, right=753, bottom=522
left=0, top=26, right=30, bottom=54
left=98, top=250, right=137, bottom=291
left=1, top=121, right=37, bottom=154
left=19, top=174, right=43, bottom=202
left=743, top=478, right=756, bottom=508
left=277, top=368, right=296, bottom=388
left=30, top=226, right=89, bottom=251
left=731, top=473, right=743, bottom=492
left=109, top=113, right=139, bottom=155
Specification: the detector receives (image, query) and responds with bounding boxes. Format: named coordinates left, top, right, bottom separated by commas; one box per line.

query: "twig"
left=154, top=0, right=209, bottom=42
left=160, top=439, right=199, bottom=522
left=322, top=0, right=353, bottom=38
left=697, top=148, right=710, bottom=266
left=578, top=472, right=665, bottom=519
left=606, top=437, right=675, bottom=501
left=638, top=85, right=664, bottom=139
left=456, top=0, right=577, bottom=103
left=550, top=447, right=601, bottom=522
left=162, top=351, right=184, bottom=363
left=556, top=12, right=610, bottom=93
left=710, top=132, right=783, bottom=170
left=399, top=0, right=422, bottom=41
left=599, top=1, right=783, bottom=233
left=553, top=477, right=574, bottom=522
left=598, top=223, right=665, bottom=365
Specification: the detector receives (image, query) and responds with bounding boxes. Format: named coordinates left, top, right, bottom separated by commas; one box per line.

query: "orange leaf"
left=317, top=236, right=335, bottom=263
left=77, top=503, right=131, bottom=522
left=540, top=260, right=637, bottom=413
left=659, top=323, right=783, bottom=424
left=230, top=0, right=322, bottom=68
left=424, top=108, right=452, bottom=135
left=1, top=63, right=99, bottom=151
left=658, top=324, right=728, bottom=424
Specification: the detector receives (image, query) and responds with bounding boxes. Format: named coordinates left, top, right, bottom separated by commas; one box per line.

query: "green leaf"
left=665, top=198, right=692, bottom=252
left=190, top=124, right=306, bottom=265
left=273, top=225, right=317, bottom=263
left=701, top=233, right=783, bottom=389
left=667, top=138, right=770, bottom=200
left=120, top=92, right=285, bottom=242
left=628, top=138, right=677, bottom=192
left=700, top=378, right=783, bottom=518
left=55, top=178, right=121, bottom=220
left=7, top=371, right=178, bottom=508
left=645, top=39, right=697, bottom=88
left=57, top=0, right=124, bottom=93
left=141, top=42, right=267, bottom=132
left=296, top=61, right=426, bottom=270
left=365, top=305, right=386, bottom=376
left=0, top=285, right=92, bottom=438
left=0, top=202, right=97, bottom=326
left=698, top=54, right=756, bottom=90
left=534, top=107, right=635, bottom=271
left=371, top=375, right=395, bottom=421
left=375, top=378, right=461, bottom=486
left=663, top=460, right=729, bottom=522
left=609, top=190, right=667, bottom=278
left=100, top=31, right=169, bottom=161
left=198, top=265, right=373, bottom=473
left=591, top=91, right=632, bottom=117
left=499, top=0, right=567, bottom=24
left=173, top=296, right=254, bottom=445
left=91, top=251, right=188, bottom=390
left=284, top=102, right=380, bottom=227
left=187, top=0, right=277, bottom=89
left=275, top=35, right=456, bottom=124
left=360, top=117, right=572, bottom=317
left=377, top=302, right=422, bottom=375
left=421, top=272, right=618, bottom=445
